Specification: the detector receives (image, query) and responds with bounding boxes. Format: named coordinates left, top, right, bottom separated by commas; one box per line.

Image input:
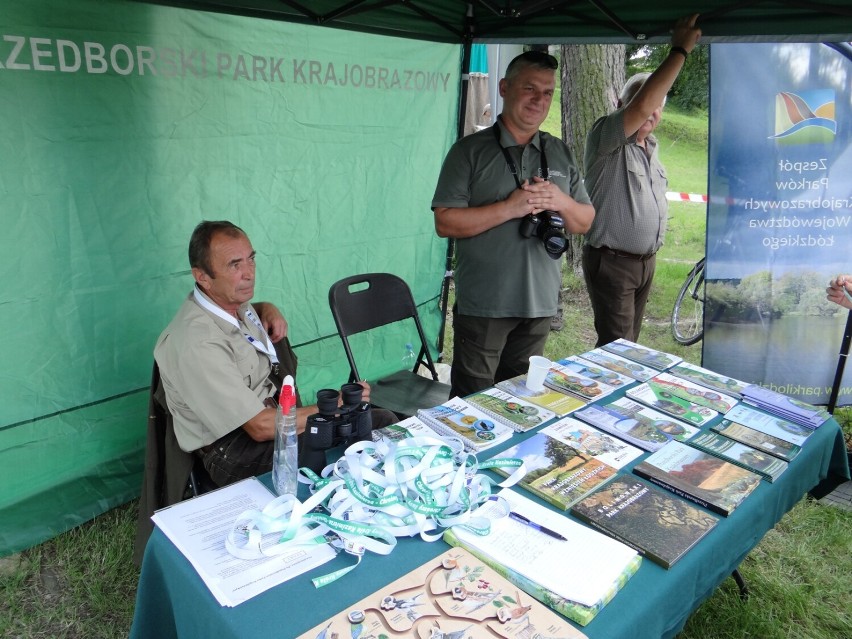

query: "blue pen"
left=508, top=511, right=567, bottom=541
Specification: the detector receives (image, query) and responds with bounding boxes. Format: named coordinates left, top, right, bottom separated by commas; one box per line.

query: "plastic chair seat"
left=328, top=273, right=451, bottom=419
left=370, top=370, right=452, bottom=420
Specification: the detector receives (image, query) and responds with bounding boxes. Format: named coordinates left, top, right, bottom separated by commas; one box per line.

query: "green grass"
left=681, top=498, right=852, bottom=639
left=655, top=108, right=709, bottom=196
left=0, top=504, right=139, bottom=638
left=1, top=107, right=850, bottom=639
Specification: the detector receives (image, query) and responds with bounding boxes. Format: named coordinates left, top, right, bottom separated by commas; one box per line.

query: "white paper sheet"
left=151, top=477, right=336, bottom=606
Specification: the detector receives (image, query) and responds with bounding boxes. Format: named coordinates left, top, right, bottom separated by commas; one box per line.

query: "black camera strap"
left=492, top=122, right=548, bottom=189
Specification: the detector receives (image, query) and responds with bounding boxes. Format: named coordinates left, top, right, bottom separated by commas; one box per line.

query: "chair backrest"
left=328, top=273, right=439, bottom=382
left=133, top=362, right=196, bottom=565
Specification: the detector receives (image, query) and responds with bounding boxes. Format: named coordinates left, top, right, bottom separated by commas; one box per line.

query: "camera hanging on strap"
left=492, top=123, right=567, bottom=259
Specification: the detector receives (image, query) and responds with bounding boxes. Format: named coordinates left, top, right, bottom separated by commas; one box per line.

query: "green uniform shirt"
left=584, top=108, right=669, bottom=255
left=432, top=120, right=590, bottom=318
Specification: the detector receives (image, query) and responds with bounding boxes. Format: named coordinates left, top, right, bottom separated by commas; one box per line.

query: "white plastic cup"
left=526, top=355, right=551, bottom=392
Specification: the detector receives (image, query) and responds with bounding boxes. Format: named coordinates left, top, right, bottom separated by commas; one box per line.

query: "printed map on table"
left=297, top=548, right=587, bottom=639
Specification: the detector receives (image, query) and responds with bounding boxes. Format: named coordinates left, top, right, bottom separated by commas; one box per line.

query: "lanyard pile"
left=225, top=434, right=528, bottom=587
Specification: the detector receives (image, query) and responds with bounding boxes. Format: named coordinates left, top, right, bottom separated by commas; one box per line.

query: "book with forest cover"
left=570, top=476, right=720, bottom=569
left=578, top=348, right=659, bottom=382
left=687, top=431, right=788, bottom=482
left=544, top=362, right=620, bottom=401
left=711, top=419, right=802, bottom=462
left=627, top=382, right=718, bottom=427
left=495, top=374, right=587, bottom=416
left=465, top=387, right=557, bottom=433
left=574, top=396, right=700, bottom=452
left=543, top=417, right=644, bottom=469
left=600, top=338, right=682, bottom=371
left=632, top=440, right=762, bottom=516
left=647, top=372, right=739, bottom=414
left=740, top=385, right=831, bottom=429
left=491, top=428, right=618, bottom=510
left=444, top=488, right=641, bottom=626
left=417, top=397, right=514, bottom=453
left=723, top=403, right=813, bottom=446
left=556, top=355, right=637, bottom=388
left=668, top=361, right=749, bottom=399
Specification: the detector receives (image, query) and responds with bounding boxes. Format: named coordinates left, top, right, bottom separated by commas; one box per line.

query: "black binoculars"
left=299, top=383, right=372, bottom=473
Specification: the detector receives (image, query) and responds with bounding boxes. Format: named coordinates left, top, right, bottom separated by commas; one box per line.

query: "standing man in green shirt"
left=431, top=51, right=594, bottom=398
left=583, top=15, right=702, bottom=347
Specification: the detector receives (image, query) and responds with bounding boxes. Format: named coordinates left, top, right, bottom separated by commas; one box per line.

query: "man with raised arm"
left=583, top=15, right=702, bottom=347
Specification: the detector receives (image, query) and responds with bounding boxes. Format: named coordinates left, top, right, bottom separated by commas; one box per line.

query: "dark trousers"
left=582, top=244, right=656, bottom=347
left=450, top=309, right=551, bottom=398
left=200, top=407, right=397, bottom=487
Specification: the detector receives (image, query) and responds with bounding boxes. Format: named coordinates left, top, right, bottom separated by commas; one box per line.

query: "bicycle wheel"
left=672, top=258, right=706, bottom=345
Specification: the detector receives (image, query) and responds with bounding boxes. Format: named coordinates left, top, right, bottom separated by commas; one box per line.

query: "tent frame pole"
left=437, top=7, right=474, bottom=360
left=828, top=309, right=852, bottom=414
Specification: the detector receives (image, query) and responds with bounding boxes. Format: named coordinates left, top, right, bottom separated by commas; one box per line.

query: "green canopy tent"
left=138, top=1, right=852, bottom=44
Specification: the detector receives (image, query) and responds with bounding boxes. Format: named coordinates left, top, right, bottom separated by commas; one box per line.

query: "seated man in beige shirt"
left=155, top=220, right=393, bottom=486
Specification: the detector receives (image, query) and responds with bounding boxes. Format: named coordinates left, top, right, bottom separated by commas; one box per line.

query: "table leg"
left=731, top=569, right=749, bottom=600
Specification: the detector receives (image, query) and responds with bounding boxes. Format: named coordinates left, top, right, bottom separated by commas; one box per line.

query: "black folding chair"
left=328, top=273, right=451, bottom=418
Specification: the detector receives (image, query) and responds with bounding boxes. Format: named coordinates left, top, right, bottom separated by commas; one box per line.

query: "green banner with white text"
left=0, top=0, right=458, bottom=555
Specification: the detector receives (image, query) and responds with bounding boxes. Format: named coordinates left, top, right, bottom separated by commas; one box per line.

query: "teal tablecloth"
left=130, top=409, right=850, bottom=639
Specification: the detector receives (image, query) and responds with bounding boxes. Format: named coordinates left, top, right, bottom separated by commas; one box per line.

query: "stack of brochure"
left=574, top=396, right=700, bottom=452
left=556, top=355, right=638, bottom=389
left=724, top=403, right=813, bottom=447
left=371, top=415, right=443, bottom=444
left=578, top=347, right=658, bottom=382
left=496, top=373, right=587, bottom=416
left=600, top=338, right=682, bottom=371
left=417, top=396, right=515, bottom=452
left=668, top=361, right=749, bottom=399
left=626, top=381, right=718, bottom=427
left=740, top=385, right=831, bottom=429
left=464, top=387, right=557, bottom=432
left=545, top=361, right=621, bottom=401
left=646, top=372, right=738, bottom=414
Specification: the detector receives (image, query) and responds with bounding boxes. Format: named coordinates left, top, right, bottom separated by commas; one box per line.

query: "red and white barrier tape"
left=666, top=191, right=708, bottom=203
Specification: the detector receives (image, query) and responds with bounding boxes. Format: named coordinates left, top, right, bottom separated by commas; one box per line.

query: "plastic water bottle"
left=272, top=375, right=299, bottom=496
left=402, top=343, right=417, bottom=372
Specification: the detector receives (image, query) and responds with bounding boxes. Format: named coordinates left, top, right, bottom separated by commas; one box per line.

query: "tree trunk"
left=560, top=44, right=625, bottom=273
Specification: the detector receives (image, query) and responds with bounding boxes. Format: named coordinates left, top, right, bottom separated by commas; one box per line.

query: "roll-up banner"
left=705, top=42, right=852, bottom=408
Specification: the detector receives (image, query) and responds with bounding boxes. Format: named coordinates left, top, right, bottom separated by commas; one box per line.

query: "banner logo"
left=771, top=89, right=836, bottom=144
